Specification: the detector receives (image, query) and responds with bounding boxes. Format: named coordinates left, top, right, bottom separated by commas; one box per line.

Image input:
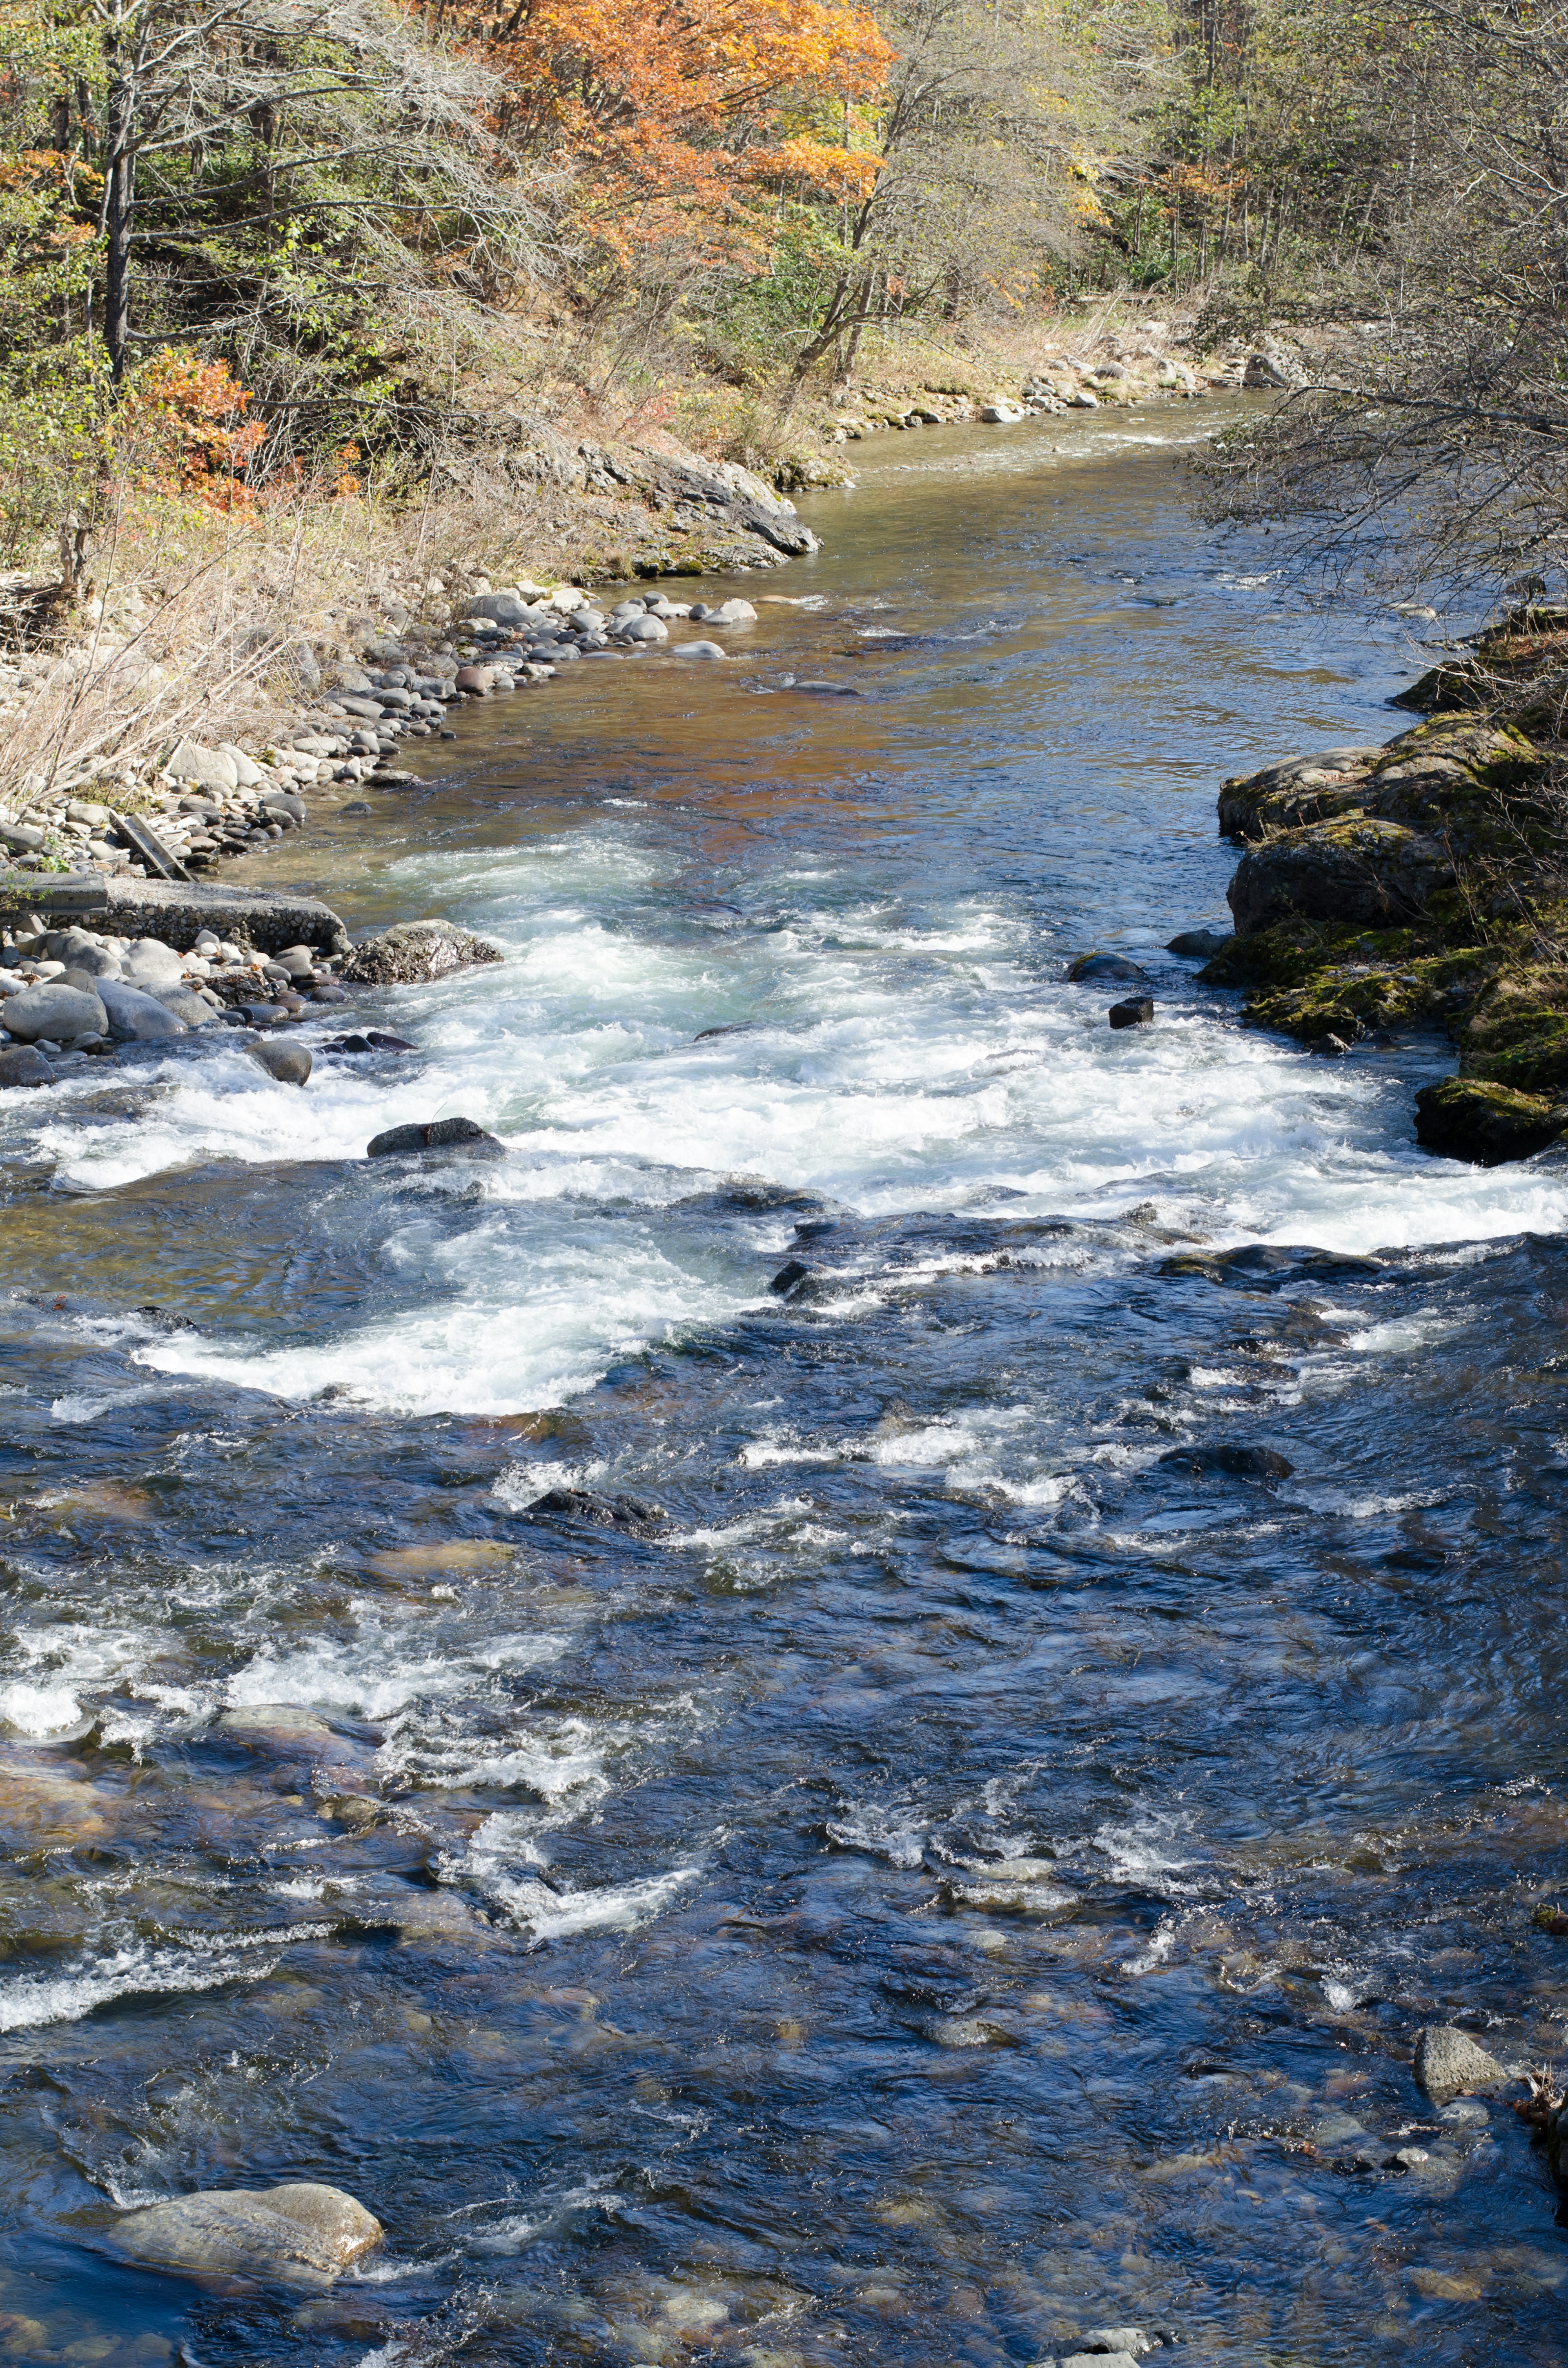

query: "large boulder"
left=120, top=937, right=187, bottom=988
left=97, top=980, right=188, bottom=1041
left=166, top=739, right=239, bottom=794
left=1, top=981, right=107, bottom=1044
left=1227, top=816, right=1451, bottom=936
left=0, top=1046, right=55, bottom=1087
left=115, top=2181, right=381, bottom=2285
left=1414, top=1077, right=1565, bottom=1166
left=339, top=919, right=503, bottom=986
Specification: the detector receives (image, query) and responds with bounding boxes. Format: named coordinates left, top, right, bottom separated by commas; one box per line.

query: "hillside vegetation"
left=0, top=0, right=1559, bottom=709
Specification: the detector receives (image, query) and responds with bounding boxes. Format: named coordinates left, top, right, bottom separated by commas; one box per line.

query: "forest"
left=0, top=0, right=1564, bottom=605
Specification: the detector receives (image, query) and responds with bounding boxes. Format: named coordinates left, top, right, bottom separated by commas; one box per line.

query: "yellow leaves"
left=744, top=134, right=883, bottom=197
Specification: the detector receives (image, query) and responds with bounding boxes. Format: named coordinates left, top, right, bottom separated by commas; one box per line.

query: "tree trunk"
left=103, top=32, right=134, bottom=381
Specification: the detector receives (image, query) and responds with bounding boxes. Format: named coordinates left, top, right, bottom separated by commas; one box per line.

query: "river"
left=1, top=401, right=1566, bottom=2365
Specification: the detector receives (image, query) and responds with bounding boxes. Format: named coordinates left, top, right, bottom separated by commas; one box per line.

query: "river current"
left=2, top=405, right=1567, bottom=2365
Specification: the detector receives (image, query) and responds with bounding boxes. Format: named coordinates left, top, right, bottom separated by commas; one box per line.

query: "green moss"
left=1414, top=1076, right=1564, bottom=1166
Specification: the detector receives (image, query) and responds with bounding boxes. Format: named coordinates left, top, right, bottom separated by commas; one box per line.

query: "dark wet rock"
left=526, top=1487, right=665, bottom=1534
left=1160, top=1242, right=1384, bottom=1291
left=1067, top=951, right=1149, bottom=983
left=1228, top=816, right=1452, bottom=936
left=327, top=1030, right=416, bottom=1054
left=248, top=1040, right=312, bottom=1086
left=1166, top=928, right=1232, bottom=957
left=769, top=1256, right=818, bottom=1295
left=2, top=981, right=107, bottom=1043
left=1159, top=1442, right=1295, bottom=1479
left=312, top=980, right=349, bottom=1003
left=1414, top=1077, right=1565, bottom=1166
left=115, top=2181, right=381, bottom=2284
left=1307, top=1032, right=1352, bottom=1057
left=0, top=1045, right=56, bottom=1088
left=341, top=800, right=372, bottom=816
left=366, top=1115, right=504, bottom=1158
left=339, top=918, right=503, bottom=986
left=1108, top=997, right=1154, bottom=1029
left=1413, top=2024, right=1506, bottom=2106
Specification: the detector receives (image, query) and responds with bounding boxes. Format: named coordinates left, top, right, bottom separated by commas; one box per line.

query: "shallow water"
left=2, top=403, right=1566, bottom=2366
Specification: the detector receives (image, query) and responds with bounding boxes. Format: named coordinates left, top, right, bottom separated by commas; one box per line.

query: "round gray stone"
left=1, top=982, right=108, bottom=1044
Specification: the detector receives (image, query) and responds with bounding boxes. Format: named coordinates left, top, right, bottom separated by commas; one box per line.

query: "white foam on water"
left=224, top=1612, right=564, bottom=1726
left=0, top=1924, right=326, bottom=2032
left=18, top=804, right=1568, bottom=1418
left=465, top=1816, right=699, bottom=1940
left=0, top=1681, right=84, bottom=1736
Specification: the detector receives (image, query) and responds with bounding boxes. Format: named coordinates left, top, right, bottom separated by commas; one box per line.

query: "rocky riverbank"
left=1195, top=608, right=1568, bottom=1166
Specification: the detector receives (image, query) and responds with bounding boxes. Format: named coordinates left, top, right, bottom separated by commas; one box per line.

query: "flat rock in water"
left=116, top=2181, right=381, bottom=2285
left=0, top=1045, right=56, bottom=1088
left=1414, top=2024, right=1506, bottom=2105
left=217, top=1703, right=333, bottom=1737
left=2, top=982, right=108, bottom=1044
left=340, top=919, right=502, bottom=986
left=366, top=1115, right=504, bottom=1158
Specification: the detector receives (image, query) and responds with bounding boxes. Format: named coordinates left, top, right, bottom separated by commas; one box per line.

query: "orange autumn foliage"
left=119, top=348, right=267, bottom=511
left=445, top=0, right=892, bottom=261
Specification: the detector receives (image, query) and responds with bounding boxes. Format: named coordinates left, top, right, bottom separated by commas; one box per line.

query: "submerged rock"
left=1166, top=928, right=1232, bottom=958
left=1159, top=1443, right=1295, bottom=1480
left=116, top=2181, right=381, bottom=2284
left=366, top=1115, right=504, bottom=1158
left=339, top=918, right=503, bottom=986
left=1412, top=2024, right=1507, bottom=2106
left=1414, top=1077, right=1565, bottom=1166
left=1067, top=951, right=1149, bottom=983
left=526, top=1486, right=665, bottom=1534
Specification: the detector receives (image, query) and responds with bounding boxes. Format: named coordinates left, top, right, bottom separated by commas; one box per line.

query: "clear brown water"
left=1, top=404, right=1566, bottom=2367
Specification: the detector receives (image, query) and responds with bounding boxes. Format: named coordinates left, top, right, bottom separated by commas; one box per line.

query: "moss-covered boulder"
left=1227, top=814, right=1453, bottom=936
left=1413, top=1077, right=1565, bottom=1165
left=1218, top=747, right=1381, bottom=841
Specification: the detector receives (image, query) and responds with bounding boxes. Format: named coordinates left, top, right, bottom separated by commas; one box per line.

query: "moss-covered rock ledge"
left=1200, top=621, right=1568, bottom=1165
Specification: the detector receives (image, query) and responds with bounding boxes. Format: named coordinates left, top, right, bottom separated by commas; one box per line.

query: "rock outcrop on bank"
left=1205, top=616, right=1568, bottom=1164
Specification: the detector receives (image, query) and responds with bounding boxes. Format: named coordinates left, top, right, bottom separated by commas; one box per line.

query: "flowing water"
left=3, top=403, right=1568, bottom=2367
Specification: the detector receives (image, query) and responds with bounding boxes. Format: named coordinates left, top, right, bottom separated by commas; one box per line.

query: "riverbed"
left=1, top=401, right=1565, bottom=2366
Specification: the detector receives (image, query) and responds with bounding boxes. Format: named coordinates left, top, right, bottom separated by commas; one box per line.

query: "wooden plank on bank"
left=116, top=814, right=193, bottom=883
